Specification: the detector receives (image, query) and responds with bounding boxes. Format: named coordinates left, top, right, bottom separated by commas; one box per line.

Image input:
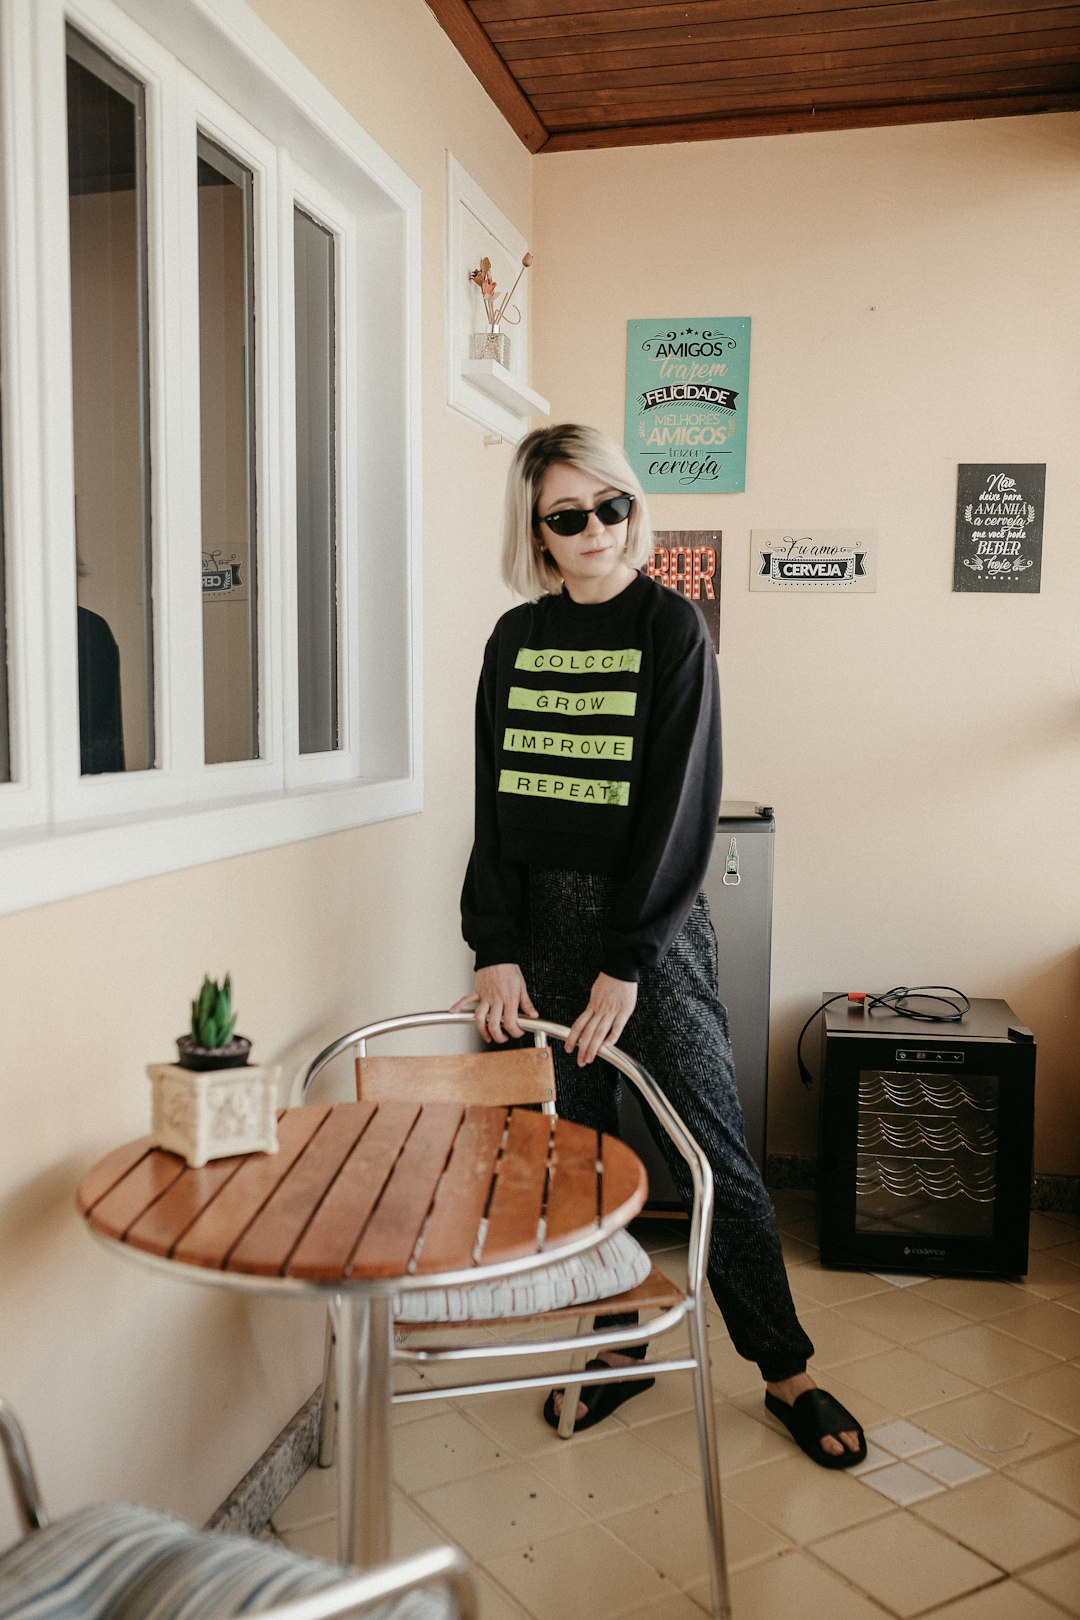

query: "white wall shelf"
left=447, top=154, right=547, bottom=442
left=461, top=358, right=548, bottom=418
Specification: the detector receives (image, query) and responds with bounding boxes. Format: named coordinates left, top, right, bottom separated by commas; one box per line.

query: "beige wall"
left=531, top=112, right=1080, bottom=1170
left=2, top=0, right=1077, bottom=1549
left=0, top=0, right=528, bottom=1544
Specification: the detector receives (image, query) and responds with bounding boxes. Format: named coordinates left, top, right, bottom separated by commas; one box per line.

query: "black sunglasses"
left=536, top=493, right=634, bottom=538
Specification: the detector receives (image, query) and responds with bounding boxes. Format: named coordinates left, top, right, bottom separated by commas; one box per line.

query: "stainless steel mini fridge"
left=616, top=801, right=775, bottom=1210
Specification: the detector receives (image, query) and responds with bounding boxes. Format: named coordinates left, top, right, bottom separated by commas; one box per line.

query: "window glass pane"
left=294, top=208, right=338, bottom=755
left=66, top=28, right=153, bottom=775
left=198, top=135, right=258, bottom=765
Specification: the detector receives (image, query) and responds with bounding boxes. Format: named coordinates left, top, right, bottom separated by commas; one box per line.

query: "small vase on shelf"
left=471, top=326, right=510, bottom=367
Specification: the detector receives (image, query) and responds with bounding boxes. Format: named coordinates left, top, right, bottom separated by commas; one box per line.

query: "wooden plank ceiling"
left=423, top=0, right=1080, bottom=151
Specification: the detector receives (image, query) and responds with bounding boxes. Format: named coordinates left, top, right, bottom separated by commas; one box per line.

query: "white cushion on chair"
left=394, top=1227, right=653, bottom=1324
left=0, top=1503, right=454, bottom=1620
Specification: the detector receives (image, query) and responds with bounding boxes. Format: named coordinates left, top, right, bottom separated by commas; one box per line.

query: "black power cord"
left=797, top=985, right=972, bottom=1088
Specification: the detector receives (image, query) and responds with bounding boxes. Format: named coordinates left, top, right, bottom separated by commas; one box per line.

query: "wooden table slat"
left=125, top=1155, right=249, bottom=1257
left=601, top=1133, right=649, bottom=1221
left=411, top=1107, right=507, bottom=1275
left=228, top=1102, right=384, bottom=1277
left=346, top=1104, right=465, bottom=1280
left=84, top=1150, right=188, bottom=1242
left=76, top=1137, right=155, bottom=1215
left=289, top=1100, right=429, bottom=1281
left=544, top=1119, right=601, bottom=1245
left=172, top=1106, right=332, bottom=1269
left=481, top=1108, right=552, bottom=1261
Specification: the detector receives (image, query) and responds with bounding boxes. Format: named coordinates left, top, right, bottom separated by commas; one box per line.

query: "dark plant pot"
left=175, top=1034, right=252, bottom=1072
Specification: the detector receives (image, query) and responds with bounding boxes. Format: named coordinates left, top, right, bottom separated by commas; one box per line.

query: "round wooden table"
left=77, top=1100, right=648, bottom=1565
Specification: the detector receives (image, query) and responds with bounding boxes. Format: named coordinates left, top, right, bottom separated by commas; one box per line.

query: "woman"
left=452, top=424, right=864, bottom=1468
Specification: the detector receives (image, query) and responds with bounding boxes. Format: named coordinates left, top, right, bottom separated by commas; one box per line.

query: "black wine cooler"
left=817, top=996, right=1035, bottom=1277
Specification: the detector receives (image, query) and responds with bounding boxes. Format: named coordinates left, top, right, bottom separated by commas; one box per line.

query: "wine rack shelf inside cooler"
left=856, top=1069, right=998, bottom=1237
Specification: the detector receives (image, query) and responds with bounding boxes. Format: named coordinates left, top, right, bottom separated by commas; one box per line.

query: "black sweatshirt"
left=461, top=571, right=722, bottom=982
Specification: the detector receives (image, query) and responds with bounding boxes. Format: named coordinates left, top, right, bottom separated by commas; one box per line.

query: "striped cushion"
left=0, top=1507, right=192, bottom=1620
left=0, top=1504, right=453, bottom=1620
left=394, top=1227, right=653, bottom=1323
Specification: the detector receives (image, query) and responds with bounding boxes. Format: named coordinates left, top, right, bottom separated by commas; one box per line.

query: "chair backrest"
left=300, top=1012, right=556, bottom=1112
left=354, top=1048, right=555, bottom=1107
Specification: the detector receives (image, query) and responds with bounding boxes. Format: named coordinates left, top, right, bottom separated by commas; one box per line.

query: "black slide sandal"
left=764, top=1388, right=867, bottom=1469
left=543, top=1347, right=654, bottom=1433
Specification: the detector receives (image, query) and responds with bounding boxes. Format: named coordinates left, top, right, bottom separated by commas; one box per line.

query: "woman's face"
left=534, top=462, right=636, bottom=603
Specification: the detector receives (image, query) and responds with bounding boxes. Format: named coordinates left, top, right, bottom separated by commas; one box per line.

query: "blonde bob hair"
left=502, top=423, right=652, bottom=600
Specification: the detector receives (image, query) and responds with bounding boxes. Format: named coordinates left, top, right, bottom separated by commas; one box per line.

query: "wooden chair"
left=0, top=1398, right=476, bottom=1620
left=299, top=1012, right=731, bottom=1620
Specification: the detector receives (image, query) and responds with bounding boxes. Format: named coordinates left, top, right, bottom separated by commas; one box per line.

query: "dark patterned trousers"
left=521, top=868, right=814, bottom=1382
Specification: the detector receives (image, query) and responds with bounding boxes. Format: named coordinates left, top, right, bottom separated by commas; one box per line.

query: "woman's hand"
left=565, top=973, right=638, bottom=1067
left=451, top=964, right=537, bottom=1044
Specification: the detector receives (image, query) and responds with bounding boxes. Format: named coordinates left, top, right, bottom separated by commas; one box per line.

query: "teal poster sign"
left=625, top=318, right=751, bottom=493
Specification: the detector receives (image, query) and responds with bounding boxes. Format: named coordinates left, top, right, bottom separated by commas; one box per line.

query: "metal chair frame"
left=299, top=1012, right=731, bottom=1620
left=0, top=1399, right=477, bottom=1620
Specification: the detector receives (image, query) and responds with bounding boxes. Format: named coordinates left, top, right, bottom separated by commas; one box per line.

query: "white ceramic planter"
left=146, top=1062, right=280, bottom=1168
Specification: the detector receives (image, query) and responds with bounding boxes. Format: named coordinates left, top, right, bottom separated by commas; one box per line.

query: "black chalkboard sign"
left=954, top=464, right=1044, bottom=593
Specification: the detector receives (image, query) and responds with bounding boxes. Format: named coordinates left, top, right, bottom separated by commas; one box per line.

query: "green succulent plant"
left=189, top=973, right=238, bottom=1050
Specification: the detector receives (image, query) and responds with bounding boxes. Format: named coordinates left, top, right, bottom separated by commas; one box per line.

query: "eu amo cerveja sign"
left=750, top=531, right=877, bottom=593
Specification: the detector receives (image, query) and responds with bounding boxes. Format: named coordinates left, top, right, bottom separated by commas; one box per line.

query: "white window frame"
left=182, top=74, right=282, bottom=800
left=0, top=0, right=422, bottom=914
left=0, top=0, right=49, bottom=834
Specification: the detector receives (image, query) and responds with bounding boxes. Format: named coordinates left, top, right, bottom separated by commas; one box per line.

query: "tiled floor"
left=270, top=1197, right=1080, bottom=1618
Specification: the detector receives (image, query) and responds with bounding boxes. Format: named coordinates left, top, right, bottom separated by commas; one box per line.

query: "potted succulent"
left=147, top=974, right=279, bottom=1167
left=176, top=973, right=251, bottom=1070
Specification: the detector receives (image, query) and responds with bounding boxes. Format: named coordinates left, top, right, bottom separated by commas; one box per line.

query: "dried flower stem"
left=470, top=250, right=533, bottom=332
left=469, top=256, right=498, bottom=327
left=493, top=252, right=533, bottom=327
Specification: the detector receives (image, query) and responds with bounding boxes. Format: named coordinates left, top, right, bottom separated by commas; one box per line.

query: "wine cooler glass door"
left=856, top=1067, right=998, bottom=1240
